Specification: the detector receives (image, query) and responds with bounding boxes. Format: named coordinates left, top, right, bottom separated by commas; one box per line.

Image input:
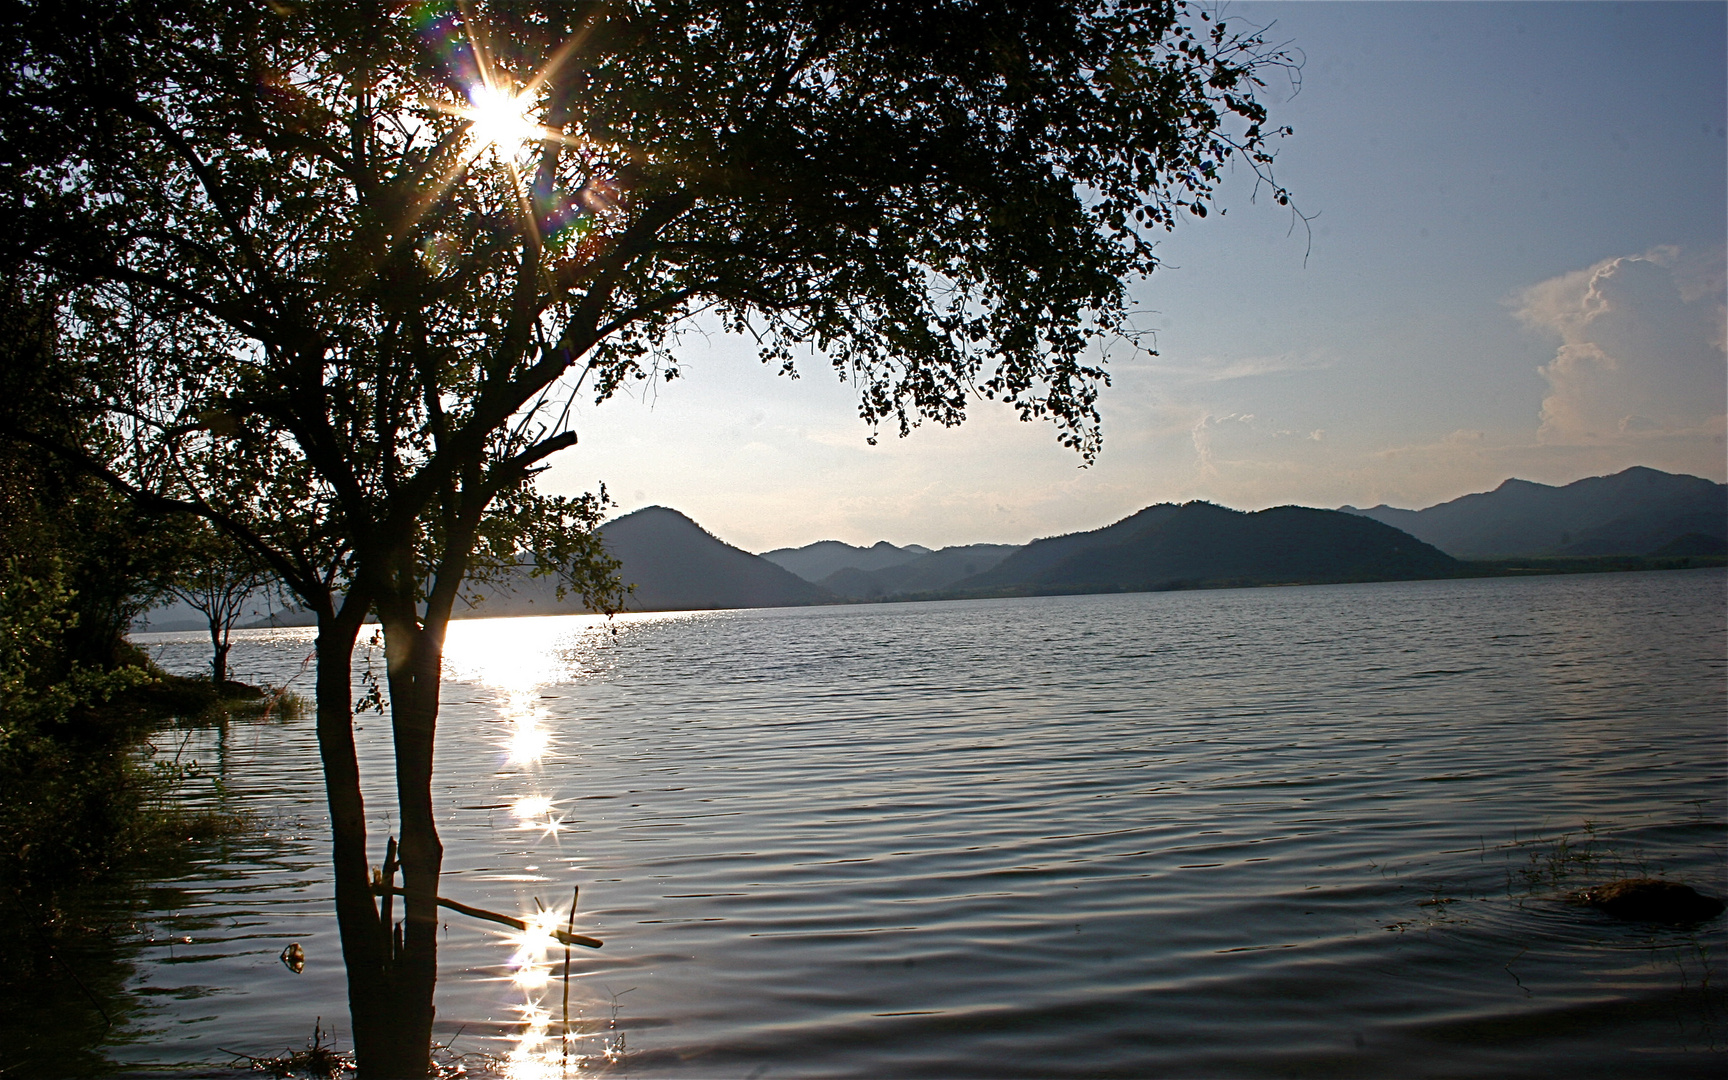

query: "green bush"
left=0, top=559, right=163, bottom=931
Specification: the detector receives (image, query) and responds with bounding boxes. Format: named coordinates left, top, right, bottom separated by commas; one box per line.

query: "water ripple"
left=113, top=570, right=1725, bottom=1076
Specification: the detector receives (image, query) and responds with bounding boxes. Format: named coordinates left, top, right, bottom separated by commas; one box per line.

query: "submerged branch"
left=371, top=884, right=603, bottom=949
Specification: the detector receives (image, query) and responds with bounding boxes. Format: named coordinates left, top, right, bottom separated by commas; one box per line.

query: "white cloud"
left=1333, top=247, right=1728, bottom=508
left=1190, top=412, right=1255, bottom=480
left=1136, top=350, right=1335, bottom=382
left=1129, top=250, right=1726, bottom=514
left=1513, top=246, right=1726, bottom=447
left=538, top=247, right=1726, bottom=547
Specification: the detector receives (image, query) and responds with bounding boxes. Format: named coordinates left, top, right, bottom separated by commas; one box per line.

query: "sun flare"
left=463, top=84, right=540, bottom=155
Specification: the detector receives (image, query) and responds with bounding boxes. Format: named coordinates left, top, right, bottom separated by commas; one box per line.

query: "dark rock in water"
left=1580, top=878, right=1725, bottom=923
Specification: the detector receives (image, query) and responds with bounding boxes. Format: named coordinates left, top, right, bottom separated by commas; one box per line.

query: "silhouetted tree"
left=163, top=522, right=274, bottom=684
left=0, top=288, right=181, bottom=672
left=0, top=1, right=1293, bottom=1072
left=0, top=285, right=184, bottom=948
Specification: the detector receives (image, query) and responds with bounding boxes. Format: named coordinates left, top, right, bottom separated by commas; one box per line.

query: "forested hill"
left=950, top=502, right=1458, bottom=596
left=596, top=507, right=836, bottom=611
left=461, top=506, right=835, bottom=616
left=1339, top=467, right=1727, bottom=557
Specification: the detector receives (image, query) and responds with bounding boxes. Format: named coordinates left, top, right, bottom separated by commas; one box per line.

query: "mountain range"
left=759, top=540, right=933, bottom=581
left=952, top=502, right=1458, bottom=595
left=599, top=507, right=833, bottom=609
left=1338, top=466, right=1726, bottom=558
left=762, top=541, right=1018, bottom=599
left=137, top=466, right=1723, bottom=629
left=462, top=506, right=832, bottom=615
left=564, top=501, right=1459, bottom=611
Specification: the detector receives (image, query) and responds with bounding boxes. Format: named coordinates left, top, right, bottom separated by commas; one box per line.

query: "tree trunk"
left=211, top=638, right=229, bottom=684
left=357, top=612, right=446, bottom=1077
left=311, top=611, right=400, bottom=1075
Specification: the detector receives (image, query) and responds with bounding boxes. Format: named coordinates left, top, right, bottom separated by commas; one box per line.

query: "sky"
left=539, top=1, right=1728, bottom=553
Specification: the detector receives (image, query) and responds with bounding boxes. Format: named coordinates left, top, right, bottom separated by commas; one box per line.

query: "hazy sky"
left=541, top=1, right=1727, bottom=553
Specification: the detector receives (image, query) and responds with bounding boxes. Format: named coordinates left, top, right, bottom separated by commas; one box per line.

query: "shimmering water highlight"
left=115, top=570, right=1725, bottom=1077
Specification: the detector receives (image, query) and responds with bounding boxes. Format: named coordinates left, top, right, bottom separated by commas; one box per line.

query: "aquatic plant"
left=222, top=1019, right=353, bottom=1079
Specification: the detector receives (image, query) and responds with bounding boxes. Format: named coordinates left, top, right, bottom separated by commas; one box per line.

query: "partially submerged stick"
left=371, top=883, right=603, bottom=949
left=563, top=884, right=577, bottom=1067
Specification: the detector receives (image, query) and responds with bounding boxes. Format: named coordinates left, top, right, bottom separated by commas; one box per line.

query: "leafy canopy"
left=2, top=0, right=1291, bottom=615
left=1, top=6, right=1294, bottom=1073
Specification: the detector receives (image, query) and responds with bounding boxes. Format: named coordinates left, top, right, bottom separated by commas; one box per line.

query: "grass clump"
left=223, top=1020, right=355, bottom=1078
left=1501, top=821, right=1613, bottom=896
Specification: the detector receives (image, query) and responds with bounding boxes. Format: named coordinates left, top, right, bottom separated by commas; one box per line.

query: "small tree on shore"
left=162, top=522, right=273, bottom=685
left=1, top=1, right=1293, bottom=1073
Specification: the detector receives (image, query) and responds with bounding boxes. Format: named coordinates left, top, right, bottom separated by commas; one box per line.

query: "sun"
left=405, top=8, right=596, bottom=241
left=463, top=83, right=541, bottom=156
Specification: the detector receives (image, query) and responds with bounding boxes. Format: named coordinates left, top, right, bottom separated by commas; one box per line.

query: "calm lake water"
left=81, top=570, right=1728, bottom=1075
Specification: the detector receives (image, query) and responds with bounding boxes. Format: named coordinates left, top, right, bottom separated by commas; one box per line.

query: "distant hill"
left=596, top=507, right=835, bottom=611
left=466, top=506, right=834, bottom=615
left=960, top=504, right=1183, bottom=590
left=760, top=539, right=932, bottom=582
left=817, top=544, right=1020, bottom=599
left=1340, top=467, right=1727, bottom=557
left=953, top=502, right=1458, bottom=595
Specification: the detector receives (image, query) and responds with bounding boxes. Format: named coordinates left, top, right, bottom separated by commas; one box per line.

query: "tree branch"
left=113, top=98, right=273, bottom=292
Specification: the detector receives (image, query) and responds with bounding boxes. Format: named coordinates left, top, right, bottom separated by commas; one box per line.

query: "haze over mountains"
left=761, top=541, right=1018, bottom=599
left=759, top=540, right=932, bottom=582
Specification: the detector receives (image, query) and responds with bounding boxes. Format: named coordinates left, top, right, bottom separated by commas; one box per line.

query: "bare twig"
left=370, top=884, right=602, bottom=948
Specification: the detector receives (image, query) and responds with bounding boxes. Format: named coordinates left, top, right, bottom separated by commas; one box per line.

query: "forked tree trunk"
left=313, top=601, right=448, bottom=1078
left=200, top=609, right=233, bottom=684
left=316, top=526, right=474, bottom=1075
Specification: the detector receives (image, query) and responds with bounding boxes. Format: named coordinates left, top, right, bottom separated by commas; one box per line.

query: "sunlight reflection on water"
left=495, top=897, right=624, bottom=1077
left=113, top=575, right=1724, bottom=1077
left=442, top=615, right=604, bottom=691
left=441, top=615, right=633, bottom=1076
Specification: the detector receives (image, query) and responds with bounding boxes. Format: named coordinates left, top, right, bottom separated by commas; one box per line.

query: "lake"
left=76, top=570, right=1728, bottom=1075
